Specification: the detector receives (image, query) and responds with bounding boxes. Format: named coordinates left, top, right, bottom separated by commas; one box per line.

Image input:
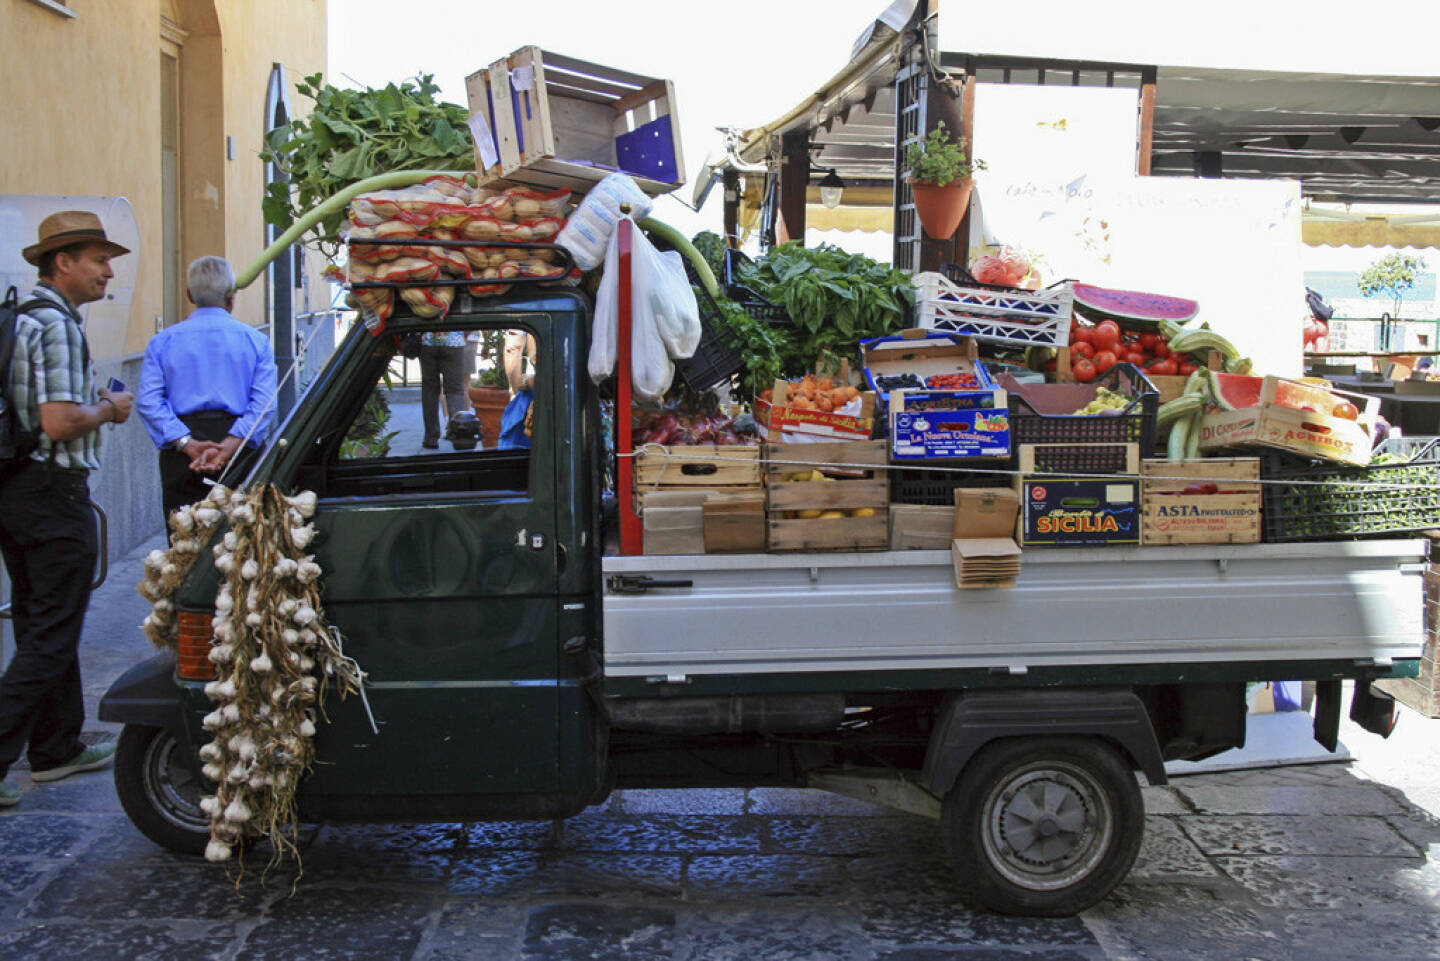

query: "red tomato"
left=1178, top=362, right=1198, bottom=376
left=1072, top=358, right=1097, bottom=382
left=1125, top=351, right=1147, bottom=366
left=1331, top=400, right=1359, bottom=420
left=1070, top=326, right=1093, bottom=347
left=1092, top=349, right=1118, bottom=374
left=1072, top=341, right=1096, bottom=360
left=1139, top=333, right=1158, bottom=350
left=1091, top=321, right=1122, bottom=352
left=1148, top=358, right=1179, bottom=376
left=1153, top=341, right=1170, bottom=358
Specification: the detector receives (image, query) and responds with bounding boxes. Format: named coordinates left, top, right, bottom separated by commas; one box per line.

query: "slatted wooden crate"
left=634, top=445, right=761, bottom=489
left=465, top=47, right=684, bottom=197
left=765, top=440, right=889, bottom=552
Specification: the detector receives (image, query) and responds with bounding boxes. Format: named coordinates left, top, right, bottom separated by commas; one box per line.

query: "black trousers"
left=0, top=461, right=97, bottom=780
left=159, top=410, right=257, bottom=525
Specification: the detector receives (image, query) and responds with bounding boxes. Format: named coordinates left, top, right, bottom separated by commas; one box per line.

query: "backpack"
left=0, top=286, right=44, bottom=463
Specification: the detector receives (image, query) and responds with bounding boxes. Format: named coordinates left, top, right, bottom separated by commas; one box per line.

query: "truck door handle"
left=607, top=575, right=694, bottom=594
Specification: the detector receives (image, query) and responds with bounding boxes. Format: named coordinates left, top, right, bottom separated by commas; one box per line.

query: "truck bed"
left=601, top=540, right=1425, bottom=688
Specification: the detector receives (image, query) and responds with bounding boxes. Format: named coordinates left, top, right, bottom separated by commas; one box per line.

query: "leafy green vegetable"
left=260, top=73, right=475, bottom=255
left=691, top=231, right=728, bottom=283
left=736, top=241, right=915, bottom=375
left=709, top=292, right=785, bottom=397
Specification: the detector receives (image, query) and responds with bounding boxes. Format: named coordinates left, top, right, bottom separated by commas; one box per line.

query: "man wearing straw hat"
left=0, top=211, right=136, bottom=809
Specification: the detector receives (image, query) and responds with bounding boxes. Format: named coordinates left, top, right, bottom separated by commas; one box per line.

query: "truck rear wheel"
left=114, top=724, right=211, bottom=856
left=941, top=735, right=1143, bottom=917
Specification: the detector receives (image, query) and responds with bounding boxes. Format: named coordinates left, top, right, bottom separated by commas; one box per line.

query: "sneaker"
left=421, top=437, right=439, bottom=450
left=0, top=782, right=18, bottom=808
left=30, top=742, right=117, bottom=783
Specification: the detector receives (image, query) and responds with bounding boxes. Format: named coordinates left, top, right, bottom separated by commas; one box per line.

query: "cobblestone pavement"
left=0, top=490, right=1437, bottom=959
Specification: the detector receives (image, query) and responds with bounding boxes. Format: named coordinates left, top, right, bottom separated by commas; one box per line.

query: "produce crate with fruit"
left=1139, top=458, right=1261, bottom=545
left=1198, top=375, right=1379, bottom=467
left=914, top=270, right=1074, bottom=349
left=755, top=373, right=875, bottom=444
left=765, top=440, right=888, bottom=552
left=1260, top=441, right=1440, bottom=542
left=996, top=364, right=1159, bottom=470
left=465, top=47, right=683, bottom=197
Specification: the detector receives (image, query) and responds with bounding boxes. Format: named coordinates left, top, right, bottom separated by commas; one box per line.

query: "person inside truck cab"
left=497, top=329, right=536, bottom=450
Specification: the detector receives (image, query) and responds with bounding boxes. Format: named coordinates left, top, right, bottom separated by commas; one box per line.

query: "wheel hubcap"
left=142, top=733, right=209, bottom=833
left=982, top=762, right=1114, bottom=892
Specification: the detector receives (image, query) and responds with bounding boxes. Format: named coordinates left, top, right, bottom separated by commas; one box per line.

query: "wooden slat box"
left=634, top=444, right=761, bottom=489
left=765, top=440, right=889, bottom=552
left=1139, top=457, right=1261, bottom=545
left=466, top=47, right=684, bottom=197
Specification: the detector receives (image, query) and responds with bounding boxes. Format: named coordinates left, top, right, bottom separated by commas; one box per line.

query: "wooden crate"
left=1140, top=457, right=1261, bottom=545
left=634, top=444, right=761, bottom=489
left=465, top=46, right=684, bottom=197
left=765, top=440, right=889, bottom=552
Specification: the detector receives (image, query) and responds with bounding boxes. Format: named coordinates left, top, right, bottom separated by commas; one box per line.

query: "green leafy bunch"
left=260, top=73, right=475, bottom=254
left=737, top=241, right=915, bottom=374
left=690, top=231, right=729, bottom=283
left=711, top=292, right=785, bottom=396
left=906, top=121, right=984, bottom=187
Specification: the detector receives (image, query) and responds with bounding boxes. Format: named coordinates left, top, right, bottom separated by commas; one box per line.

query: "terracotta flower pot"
left=910, top=178, right=974, bottom=240
left=467, top=386, right=509, bottom=448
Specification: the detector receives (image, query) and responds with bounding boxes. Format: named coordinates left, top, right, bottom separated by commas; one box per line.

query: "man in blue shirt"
left=137, top=256, right=277, bottom=524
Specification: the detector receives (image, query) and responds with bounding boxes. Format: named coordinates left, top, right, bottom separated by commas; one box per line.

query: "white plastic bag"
left=559, top=172, right=654, bottom=270
left=587, top=220, right=622, bottom=384
left=631, top=233, right=701, bottom=363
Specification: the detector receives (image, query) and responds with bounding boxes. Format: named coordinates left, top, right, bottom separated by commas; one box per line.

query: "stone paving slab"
left=1175, top=783, right=1407, bottom=816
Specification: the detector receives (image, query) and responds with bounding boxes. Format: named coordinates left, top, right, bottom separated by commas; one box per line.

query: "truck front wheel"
left=942, top=735, right=1143, bottom=917
left=114, top=724, right=211, bottom=856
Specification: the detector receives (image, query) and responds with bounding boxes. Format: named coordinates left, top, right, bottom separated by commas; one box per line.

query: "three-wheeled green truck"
left=100, top=281, right=1419, bottom=916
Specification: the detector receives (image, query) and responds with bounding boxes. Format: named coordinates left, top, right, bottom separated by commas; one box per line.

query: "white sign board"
left=971, top=84, right=1305, bottom=377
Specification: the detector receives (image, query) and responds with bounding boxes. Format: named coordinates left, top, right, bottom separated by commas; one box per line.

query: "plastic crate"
left=889, top=464, right=1011, bottom=506
left=675, top=273, right=745, bottom=393
left=914, top=267, right=1074, bottom=349
left=722, top=248, right=793, bottom=327
left=1260, top=440, right=1440, bottom=542
left=1006, top=363, right=1159, bottom=466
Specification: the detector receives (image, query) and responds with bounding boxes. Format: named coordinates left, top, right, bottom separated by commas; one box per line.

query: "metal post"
left=615, top=217, right=643, bottom=556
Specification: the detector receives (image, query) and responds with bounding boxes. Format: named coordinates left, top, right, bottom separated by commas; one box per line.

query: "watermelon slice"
left=1072, top=283, right=1199, bottom=330
left=1209, top=372, right=1264, bottom=411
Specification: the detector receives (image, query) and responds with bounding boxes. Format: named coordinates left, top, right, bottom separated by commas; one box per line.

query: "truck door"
left=286, top=317, right=564, bottom=804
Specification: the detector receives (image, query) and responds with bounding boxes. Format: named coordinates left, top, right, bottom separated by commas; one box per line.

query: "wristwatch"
left=174, top=435, right=193, bottom=451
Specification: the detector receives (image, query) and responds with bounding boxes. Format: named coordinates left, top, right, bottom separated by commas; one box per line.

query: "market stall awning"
left=1302, top=210, right=1440, bottom=248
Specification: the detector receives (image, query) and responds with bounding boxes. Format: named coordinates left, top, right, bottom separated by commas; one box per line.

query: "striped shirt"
left=9, top=284, right=101, bottom=471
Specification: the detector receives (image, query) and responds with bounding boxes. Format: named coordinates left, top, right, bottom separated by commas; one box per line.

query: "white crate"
left=914, top=271, right=1073, bottom=349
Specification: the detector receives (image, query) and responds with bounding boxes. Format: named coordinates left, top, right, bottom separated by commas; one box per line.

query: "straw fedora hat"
left=22, top=210, right=131, bottom=266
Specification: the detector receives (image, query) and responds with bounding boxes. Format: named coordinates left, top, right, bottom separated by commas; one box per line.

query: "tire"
left=941, top=735, right=1144, bottom=917
left=114, top=724, right=211, bottom=856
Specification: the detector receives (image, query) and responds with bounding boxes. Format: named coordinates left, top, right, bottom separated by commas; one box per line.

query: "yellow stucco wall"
left=0, top=0, right=327, bottom=356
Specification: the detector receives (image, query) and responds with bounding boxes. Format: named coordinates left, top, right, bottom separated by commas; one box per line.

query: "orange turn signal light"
left=175, top=611, right=216, bottom=681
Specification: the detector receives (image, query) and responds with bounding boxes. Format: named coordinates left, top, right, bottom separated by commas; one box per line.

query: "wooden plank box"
left=765, top=440, right=889, bottom=552
left=466, top=47, right=684, bottom=197
left=1198, top=376, right=1379, bottom=467
left=1139, top=458, right=1261, bottom=545
left=634, top=444, right=761, bottom=489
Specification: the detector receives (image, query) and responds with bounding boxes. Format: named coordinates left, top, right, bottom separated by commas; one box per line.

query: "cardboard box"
left=860, top=330, right=996, bottom=413
left=890, top=397, right=1011, bottom=461
left=1016, top=477, right=1141, bottom=546
left=1198, top=375, right=1380, bottom=467
left=951, top=537, right=1021, bottom=589
left=953, top=488, right=1020, bottom=538
left=702, top=491, right=766, bottom=553
left=889, top=504, right=956, bottom=550
left=1140, top=458, right=1261, bottom=545
left=642, top=490, right=707, bottom=555
left=754, top=380, right=876, bottom=443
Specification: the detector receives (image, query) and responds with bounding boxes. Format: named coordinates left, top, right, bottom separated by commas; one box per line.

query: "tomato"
left=1139, top=333, right=1158, bottom=350
left=1072, top=358, right=1097, bottom=382
left=1091, top=321, right=1122, bottom=352
left=1092, top=349, right=1118, bottom=374
left=1070, top=326, right=1093, bottom=347
left=1153, top=341, right=1170, bottom=358
left=1042, top=357, right=1058, bottom=374
left=1071, top=341, right=1096, bottom=360
left=1331, top=400, right=1359, bottom=420
left=1178, top=362, right=1198, bottom=376
left=1148, top=358, right=1178, bottom=376
left=1125, top=350, right=1147, bottom=367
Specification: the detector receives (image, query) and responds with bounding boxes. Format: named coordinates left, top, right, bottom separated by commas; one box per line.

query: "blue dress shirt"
left=137, top=306, right=279, bottom=450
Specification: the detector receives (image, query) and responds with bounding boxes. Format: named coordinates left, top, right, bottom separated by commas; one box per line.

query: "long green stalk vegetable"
left=638, top=217, right=720, bottom=300
left=235, top=170, right=454, bottom=290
